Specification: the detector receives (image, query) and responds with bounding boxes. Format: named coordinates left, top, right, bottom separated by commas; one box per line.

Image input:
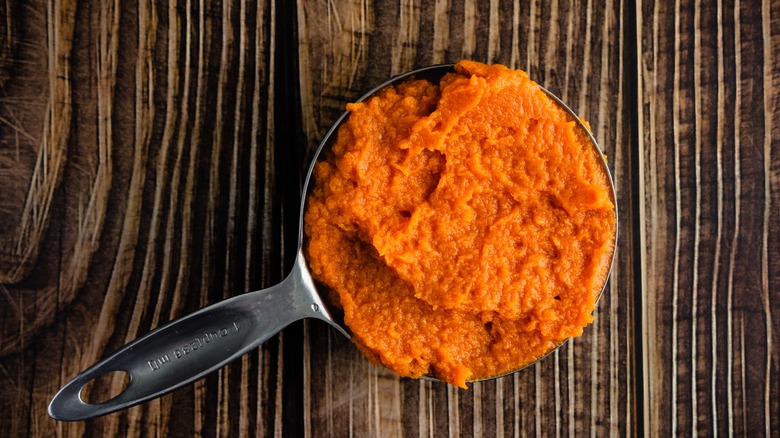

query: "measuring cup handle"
left=48, top=260, right=324, bottom=421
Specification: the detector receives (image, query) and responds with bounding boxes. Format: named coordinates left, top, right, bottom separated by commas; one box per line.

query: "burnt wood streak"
left=0, top=0, right=776, bottom=436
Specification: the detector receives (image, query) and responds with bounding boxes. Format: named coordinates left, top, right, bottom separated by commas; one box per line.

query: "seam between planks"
left=630, top=0, right=649, bottom=435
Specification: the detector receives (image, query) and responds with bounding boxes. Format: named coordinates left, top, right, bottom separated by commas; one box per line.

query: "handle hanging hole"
left=79, top=370, right=130, bottom=405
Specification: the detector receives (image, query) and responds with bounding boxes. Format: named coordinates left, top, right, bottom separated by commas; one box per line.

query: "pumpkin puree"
left=304, top=61, right=616, bottom=388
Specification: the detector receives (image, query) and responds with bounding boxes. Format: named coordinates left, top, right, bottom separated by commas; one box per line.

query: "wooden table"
left=0, top=0, right=777, bottom=436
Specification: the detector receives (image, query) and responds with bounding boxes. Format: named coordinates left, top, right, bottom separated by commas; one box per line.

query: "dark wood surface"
left=0, top=0, right=776, bottom=436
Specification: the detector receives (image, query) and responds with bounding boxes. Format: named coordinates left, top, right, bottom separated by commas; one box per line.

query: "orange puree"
left=304, top=61, right=616, bottom=388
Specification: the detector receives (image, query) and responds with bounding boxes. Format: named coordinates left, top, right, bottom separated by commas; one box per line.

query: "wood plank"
left=297, top=0, right=638, bottom=436
left=0, top=0, right=281, bottom=436
left=637, top=0, right=780, bottom=434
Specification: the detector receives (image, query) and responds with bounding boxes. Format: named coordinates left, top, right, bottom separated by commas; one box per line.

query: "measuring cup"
left=48, top=64, right=617, bottom=421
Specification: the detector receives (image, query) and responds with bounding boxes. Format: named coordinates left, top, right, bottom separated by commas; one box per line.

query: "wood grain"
left=0, top=0, right=777, bottom=436
left=638, top=0, right=780, bottom=435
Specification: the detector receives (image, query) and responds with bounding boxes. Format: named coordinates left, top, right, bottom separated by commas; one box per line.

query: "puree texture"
left=304, top=61, right=616, bottom=388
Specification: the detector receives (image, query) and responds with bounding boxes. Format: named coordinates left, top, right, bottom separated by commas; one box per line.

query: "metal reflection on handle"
left=47, top=255, right=341, bottom=421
